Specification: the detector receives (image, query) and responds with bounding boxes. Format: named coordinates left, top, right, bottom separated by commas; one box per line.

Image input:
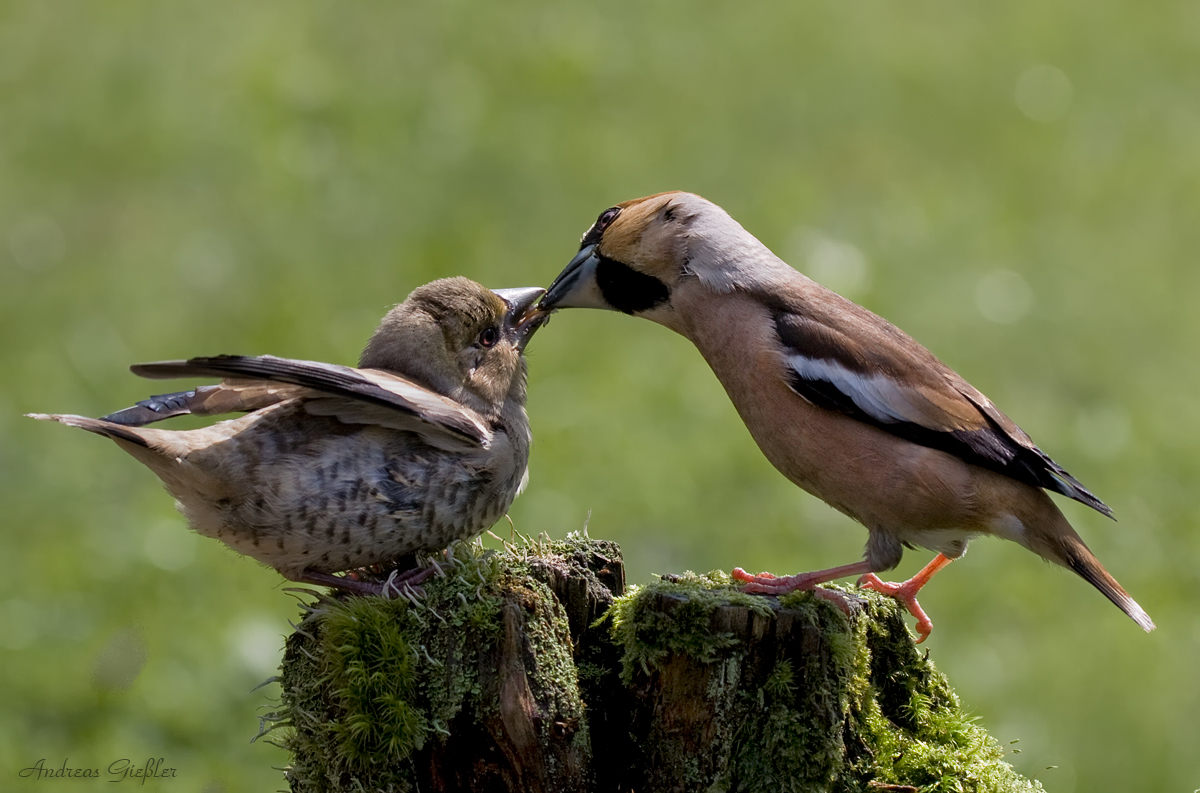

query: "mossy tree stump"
left=274, top=535, right=1042, bottom=793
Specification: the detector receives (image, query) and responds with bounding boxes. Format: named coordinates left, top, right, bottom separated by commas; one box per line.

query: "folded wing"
left=771, top=299, right=1113, bottom=518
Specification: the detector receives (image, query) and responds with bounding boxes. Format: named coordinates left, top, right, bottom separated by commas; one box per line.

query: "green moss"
left=322, top=596, right=427, bottom=763
left=608, top=579, right=1043, bottom=793
left=606, top=570, right=775, bottom=683
left=279, top=541, right=1044, bottom=792
left=276, top=533, right=600, bottom=793
left=840, top=595, right=1045, bottom=793
left=277, top=538, right=512, bottom=793
left=733, top=587, right=859, bottom=792
left=516, top=579, right=586, bottom=720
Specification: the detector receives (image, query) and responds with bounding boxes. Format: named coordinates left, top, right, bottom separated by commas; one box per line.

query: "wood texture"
left=278, top=537, right=1040, bottom=793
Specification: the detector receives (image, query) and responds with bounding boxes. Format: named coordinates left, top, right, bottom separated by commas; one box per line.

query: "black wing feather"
left=101, top=388, right=212, bottom=426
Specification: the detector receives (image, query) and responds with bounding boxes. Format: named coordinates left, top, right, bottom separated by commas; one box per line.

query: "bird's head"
left=361, top=277, right=548, bottom=414
left=540, top=191, right=785, bottom=322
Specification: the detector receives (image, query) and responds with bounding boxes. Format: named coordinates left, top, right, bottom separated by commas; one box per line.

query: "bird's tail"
left=1054, top=532, right=1155, bottom=632
left=27, top=412, right=155, bottom=447
left=26, top=412, right=193, bottom=477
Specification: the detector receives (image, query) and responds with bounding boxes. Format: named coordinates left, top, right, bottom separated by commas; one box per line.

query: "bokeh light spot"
left=789, top=228, right=871, bottom=297
left=1015, top=65, right=1073, bottom=122
left=92, top=628, right=149, bottom=691
left=975, top=269, right=1033, bottom=324
left=227, top=617, right=282, bottom=675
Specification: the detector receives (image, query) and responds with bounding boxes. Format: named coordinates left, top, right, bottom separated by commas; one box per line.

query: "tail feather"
left=27, top=413, right=153, bottom=448
left=27, top=412, right=200, bottom=490
left=1058, top=534, right=1155, bottom=632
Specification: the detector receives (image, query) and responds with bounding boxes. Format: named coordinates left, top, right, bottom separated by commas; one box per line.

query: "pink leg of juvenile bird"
left=296, top=569, right=383, bottom=595
left=858, top=553, right=955, bottom=644
left=296, top=566, right=437, bottom=598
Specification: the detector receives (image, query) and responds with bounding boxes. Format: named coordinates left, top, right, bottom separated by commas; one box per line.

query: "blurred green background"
left=2, top=1, right=1197, bottom=790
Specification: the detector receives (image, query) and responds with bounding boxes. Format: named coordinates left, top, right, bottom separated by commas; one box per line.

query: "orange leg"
left=858, top=553, right=955, bottom=644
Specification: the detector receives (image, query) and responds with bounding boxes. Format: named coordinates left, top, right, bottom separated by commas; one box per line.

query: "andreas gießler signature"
left=19, top=758, right=178, bottom=782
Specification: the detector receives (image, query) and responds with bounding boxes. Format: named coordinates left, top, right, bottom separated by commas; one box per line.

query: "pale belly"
left=166, top=410, right=525, bottom=577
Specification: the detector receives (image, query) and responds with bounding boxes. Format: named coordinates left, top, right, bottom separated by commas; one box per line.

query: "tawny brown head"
left=541, top=191, right=785, bottom=317
left=362, top=277, right=546, bottom=413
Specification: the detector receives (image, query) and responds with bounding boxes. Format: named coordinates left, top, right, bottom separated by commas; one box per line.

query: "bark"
left=276, top=536, right=1042, bottom=793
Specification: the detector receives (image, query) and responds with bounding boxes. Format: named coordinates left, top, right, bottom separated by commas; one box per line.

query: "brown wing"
left=101, top=381, right=302, bottom=426
left=127, top=355, right=492, bottom=448
left=766, top=289, right=1113, bottom=518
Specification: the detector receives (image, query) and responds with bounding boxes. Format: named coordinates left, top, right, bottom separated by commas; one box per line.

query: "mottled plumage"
left=540, top=191, right=1153, bottom=640
left=30, top=278, right=548, bottom=594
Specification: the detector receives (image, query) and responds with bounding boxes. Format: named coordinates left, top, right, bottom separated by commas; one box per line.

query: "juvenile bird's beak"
left=493, top=287, right=550, bottom=351
left=540, top=244, right=609, bottom=311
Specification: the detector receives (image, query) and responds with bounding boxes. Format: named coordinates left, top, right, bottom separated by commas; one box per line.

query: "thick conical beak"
left=493, top=287, right=550, bottom=350
left=539, top=244, right=609, bottom=310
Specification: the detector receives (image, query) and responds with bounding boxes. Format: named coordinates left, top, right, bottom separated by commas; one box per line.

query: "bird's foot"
left=294, top=564, right=437, bottom=600
left=733, top=567, right=811, bottom=594
left=856, top=554, right=954, bottom=643
left=731, top=567, right=860, bottom=616
left=858, top=573, right=934, bottom=643
left=379, top=565, right=437, bottom=600
left=733, top=560, right=873, bottom=595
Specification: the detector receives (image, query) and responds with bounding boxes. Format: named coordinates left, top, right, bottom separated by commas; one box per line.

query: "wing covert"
left=130, top=355, right=492, bottom=448
left=771, top=307, right=1113, bottom=517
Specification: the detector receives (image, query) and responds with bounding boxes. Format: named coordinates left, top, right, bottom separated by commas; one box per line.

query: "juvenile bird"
left=540, top=192, right=1153, bottom=640
left=30, top=277, right=548, bottom=595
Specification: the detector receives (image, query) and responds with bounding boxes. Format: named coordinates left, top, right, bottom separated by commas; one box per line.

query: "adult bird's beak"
left=493, top=287, right=550, bottom=351
left=539, top=244, right=608, bottom=311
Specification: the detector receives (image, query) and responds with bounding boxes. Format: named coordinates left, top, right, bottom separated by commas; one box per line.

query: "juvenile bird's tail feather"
left=1057, top=534, right=1155, bottom=632
left=27, top=413, right=153, bottom=447
left=27, top=412, right=199, bottom=490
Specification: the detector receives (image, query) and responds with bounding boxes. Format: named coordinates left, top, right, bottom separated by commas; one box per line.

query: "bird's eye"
left=595, top=207, right=620, bottom=232
left=581, top=206, right=622, bottom=247
left=479, top=326, right=499, bottom=348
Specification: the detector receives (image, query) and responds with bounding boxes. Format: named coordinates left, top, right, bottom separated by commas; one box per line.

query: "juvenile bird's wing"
left=101, top=382, right=303, bottom=426
left=769, top=290, right=1113, bottom=518
left=131, top=355, right=493, bottom=449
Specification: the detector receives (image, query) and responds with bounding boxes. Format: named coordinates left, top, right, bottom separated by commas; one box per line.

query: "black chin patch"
left=595, top=255, right=670, bottom=314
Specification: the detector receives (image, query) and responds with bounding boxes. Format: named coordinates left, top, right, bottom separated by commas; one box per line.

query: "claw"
left=856, top=554, right=955, bottom=643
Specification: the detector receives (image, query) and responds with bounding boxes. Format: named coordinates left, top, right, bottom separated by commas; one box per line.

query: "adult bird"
left=539, top=191, right=1153, bottom=641
left=31, top=277, right=548, bottom=596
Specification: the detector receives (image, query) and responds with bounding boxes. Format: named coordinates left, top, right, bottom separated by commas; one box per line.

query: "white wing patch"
left=785, top=354, right=930, bottom=426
